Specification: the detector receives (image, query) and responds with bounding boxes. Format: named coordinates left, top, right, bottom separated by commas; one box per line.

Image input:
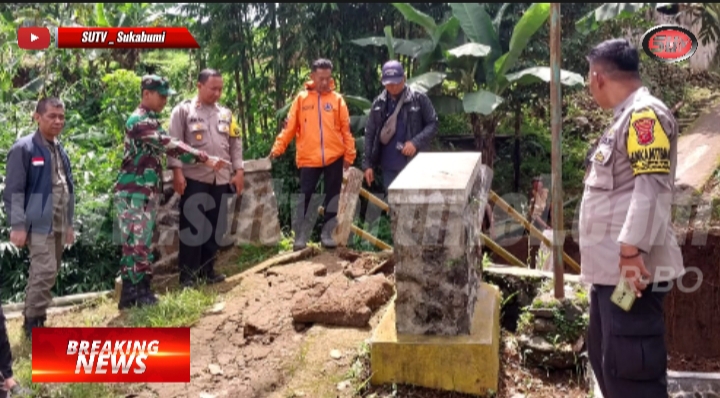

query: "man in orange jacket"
left=270, top=58, right=356, bottom=251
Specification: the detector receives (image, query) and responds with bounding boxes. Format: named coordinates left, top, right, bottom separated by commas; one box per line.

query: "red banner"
left=56, top=27, right=199, bottom=49
left=31, top=327, right=190, bottom=383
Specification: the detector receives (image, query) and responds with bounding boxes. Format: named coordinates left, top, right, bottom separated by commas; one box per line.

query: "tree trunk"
left=513, top=104, right=521, bottom=192
left=233, top=68, right=247, bottom=146
left=471, top=114, right=497, bottom=168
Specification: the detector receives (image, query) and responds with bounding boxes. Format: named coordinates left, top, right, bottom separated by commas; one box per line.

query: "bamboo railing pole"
left=319, top=206, right=393, bottom=251
left=342, top=175, right=391, bottom=213
left=480, top=232, right=526, bottom=268
left=489, top=191, right=580, bottom=273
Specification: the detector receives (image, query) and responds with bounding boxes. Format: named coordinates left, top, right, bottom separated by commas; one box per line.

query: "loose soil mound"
left=141, top=251, right=396, bottom=398
left=667, top=229, right=720, bottom=372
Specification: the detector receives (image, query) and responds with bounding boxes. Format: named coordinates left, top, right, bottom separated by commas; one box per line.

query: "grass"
left=5, top=290, right=217, bottom=397
left=6, top=300, right=137, bottom=398
left=124, top=286, right=217, bottom=327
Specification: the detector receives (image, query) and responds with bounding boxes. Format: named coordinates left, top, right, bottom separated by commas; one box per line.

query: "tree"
left=351, top=3, right=585, bottom=167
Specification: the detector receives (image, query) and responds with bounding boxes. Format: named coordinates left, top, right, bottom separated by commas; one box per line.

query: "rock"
left=207, top=302, right=225, bottom=314
left=389, top=157, right=490, bottom=336
left=519, top=335, right=582, bottom=369
left=336, top=248, right=362, bottom=262
left=243, top=313, right=272, bottom=337
left=575, top=116, right=589, bottom=126
left=330, top=349, right=342, bottom=359
left=561, top=301, right=583, bottom=323
left=529, top=308, right=555, bottom=319
left=342, top=255, right=380, bottom=279
left=208, top=364, right=223, bottom=375
left=533, top=318, right=557, bottom=333
left=525, top=336, right=554, bottom=353
left=312, top=264, right=328, bottom=277
left=336, top=380, right=351, bottom=391
left=291, top=274, right=394, bottom=327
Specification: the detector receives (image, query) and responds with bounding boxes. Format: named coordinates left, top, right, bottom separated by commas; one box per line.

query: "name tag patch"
left=592, top=145, right=613, bottom=166
left=32, top=157, right=44, bottom=167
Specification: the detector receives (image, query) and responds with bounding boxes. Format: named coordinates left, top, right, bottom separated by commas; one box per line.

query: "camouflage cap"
left=141, top=75, right=176, bottom=96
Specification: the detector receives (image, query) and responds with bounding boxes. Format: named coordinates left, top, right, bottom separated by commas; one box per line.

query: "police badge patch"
left=594, top=151, right=605, bottom=163
left=632, top=117, right=656, bottom=146
left=627, top=108, right=671, bottom=175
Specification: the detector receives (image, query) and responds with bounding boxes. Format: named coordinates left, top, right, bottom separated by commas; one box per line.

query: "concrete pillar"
left=387, top=152, right=492, bottom=335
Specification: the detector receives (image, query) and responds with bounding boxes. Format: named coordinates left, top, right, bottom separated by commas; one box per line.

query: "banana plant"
left=575, top=3, right=659, bottom=34
left=94, top=3, right=170, bottom=69
left=351, top=3, right=461, bottom=75
left=431, top=3, right=584, bottom=166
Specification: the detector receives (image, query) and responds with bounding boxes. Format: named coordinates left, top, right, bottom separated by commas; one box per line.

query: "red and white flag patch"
left=31, top=157, right=45, bottom=167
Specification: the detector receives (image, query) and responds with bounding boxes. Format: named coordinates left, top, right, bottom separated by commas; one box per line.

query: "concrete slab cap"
left=387, top=152, right=483, bottom=205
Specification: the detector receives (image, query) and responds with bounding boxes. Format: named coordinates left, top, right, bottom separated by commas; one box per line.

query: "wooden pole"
left=550, top=3, right=565, bottom=299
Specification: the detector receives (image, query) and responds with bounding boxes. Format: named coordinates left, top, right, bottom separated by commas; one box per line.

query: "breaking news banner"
left=56, top=27, right=200, bottom=49
left=31, top=327, right=191, bottom=383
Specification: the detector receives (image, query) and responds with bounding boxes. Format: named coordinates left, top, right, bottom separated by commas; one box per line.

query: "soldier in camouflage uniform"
left=114, top=75, right=224, bottom=309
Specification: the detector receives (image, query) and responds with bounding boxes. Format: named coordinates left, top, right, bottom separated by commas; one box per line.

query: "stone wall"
left=668, top=371, right=720, bottom=398
left=151, top=158, right=282, bottom=271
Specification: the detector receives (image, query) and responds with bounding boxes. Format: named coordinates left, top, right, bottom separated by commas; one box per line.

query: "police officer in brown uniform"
left=580, top=39, right=684, bottom=398
left=168, top=69, right=244, bottom=287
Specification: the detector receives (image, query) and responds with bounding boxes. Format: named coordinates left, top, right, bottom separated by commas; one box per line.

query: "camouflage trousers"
left=116, top=192, right=158, bottom=285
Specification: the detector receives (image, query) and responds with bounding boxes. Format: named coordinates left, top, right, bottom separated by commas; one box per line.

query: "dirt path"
left=676, top=102, right=720, bottom=195
left=133, top=251, right=390, bottom=398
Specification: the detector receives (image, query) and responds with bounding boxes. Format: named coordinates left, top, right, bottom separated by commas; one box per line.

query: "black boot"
left=22, top=316, right=45, bottom=340
left=202, top=269, right=226, bottom=285
left=117, top=280, right=139, bottom=310
left=179, top=265, right=198, bottom=289
left=135, top=278, right=158, bottom=307
left=118, top=278, right=158, bottom=310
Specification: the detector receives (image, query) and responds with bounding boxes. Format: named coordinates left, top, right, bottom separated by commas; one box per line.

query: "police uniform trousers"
left=116, top=193, right=158, bottom=284
left=588, top=281, right=672, bottom=398
left=178, top=178, right=232, bottom=281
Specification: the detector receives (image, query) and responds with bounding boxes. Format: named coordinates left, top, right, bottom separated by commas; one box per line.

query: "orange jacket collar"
left=304, top=78, right=337, bottom=93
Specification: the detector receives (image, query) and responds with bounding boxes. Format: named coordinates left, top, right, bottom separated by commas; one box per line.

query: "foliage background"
left=0, top=2, right=710, bottom=301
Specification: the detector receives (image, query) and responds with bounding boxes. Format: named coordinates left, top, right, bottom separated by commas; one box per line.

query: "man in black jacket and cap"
left=362, top=60, right=438, bottom=191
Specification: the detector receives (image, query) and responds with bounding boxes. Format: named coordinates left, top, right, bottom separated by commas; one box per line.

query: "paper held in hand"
left=610, top=277, right=636, bottom=312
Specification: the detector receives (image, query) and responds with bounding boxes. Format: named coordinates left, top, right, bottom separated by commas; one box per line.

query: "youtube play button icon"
left=18, top=26, right=51, bottom=50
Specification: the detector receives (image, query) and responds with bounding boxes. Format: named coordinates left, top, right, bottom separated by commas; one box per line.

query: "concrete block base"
left=370, top=282, right=501, bottom=396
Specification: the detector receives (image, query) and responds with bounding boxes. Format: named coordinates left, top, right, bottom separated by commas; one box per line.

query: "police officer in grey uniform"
left=580, top=39, right=685, bottom=398
left=168, top=69, right=244, bottom=288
